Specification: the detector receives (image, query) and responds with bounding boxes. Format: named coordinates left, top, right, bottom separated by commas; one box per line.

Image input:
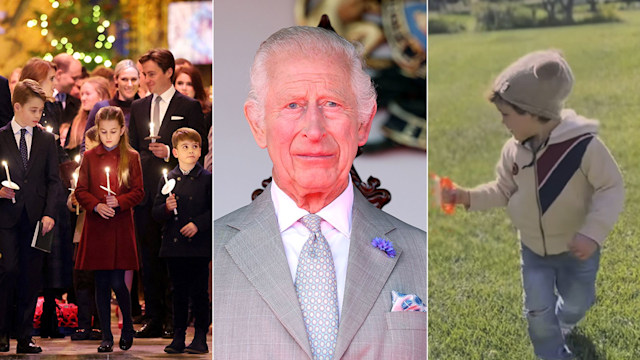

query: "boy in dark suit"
left=0, top=80, right=61, bottom=354
left=152, top=128, right=211, bottom=354
left=129, top=49, right=207, bottom=338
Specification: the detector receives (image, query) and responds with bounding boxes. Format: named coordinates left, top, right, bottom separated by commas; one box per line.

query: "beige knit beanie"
left=493, top=50, right=574, bottom=120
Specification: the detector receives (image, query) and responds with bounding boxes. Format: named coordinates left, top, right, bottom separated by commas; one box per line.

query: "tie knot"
left=20, top=128, right=26, bottom=136
left=154, top=95, right=162, bottom=104
left=56, top=92, right=66, bottom=103
left=300, top=214, right=322, bottom=233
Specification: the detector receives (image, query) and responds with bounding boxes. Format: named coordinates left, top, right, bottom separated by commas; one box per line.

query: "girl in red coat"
left=75, top=106, right=144, bottom=353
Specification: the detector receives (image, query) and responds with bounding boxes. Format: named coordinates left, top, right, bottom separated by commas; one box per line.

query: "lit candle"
left=46, top=126, right=53, bottom=133
left=75, top=155, right=81, bottom=163
left=149, top=121, right=155, bottom=141
left=2, top=160, right=11, bottom=184
left=72, top=172, right=79, bottom=215
left=105, top=167, right=110, bottom=194
left=2, top=160, right=15, bottom=204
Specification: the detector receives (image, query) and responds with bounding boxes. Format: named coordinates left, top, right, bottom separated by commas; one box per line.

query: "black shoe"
left=0, top=333, right=8, bottom=352
left=134, top=322, right=163, bottom=338
left=70, top=329, right=91, bottom=341
left=16, top=339, right=42, bottom=354
left=119, top=331, right=134, bottom=351
left=185, top=338, right=208, bottom=354
left=97, top=340, right=113, bottom=353
left=164, top=340, right=185, bottom=354
left=164, top=328, right=186, bottom=354
left=185, top=342, right=208, bottom=354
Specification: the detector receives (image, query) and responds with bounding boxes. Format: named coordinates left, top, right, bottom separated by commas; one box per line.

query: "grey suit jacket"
left=214, top=185, right=426, bottom=359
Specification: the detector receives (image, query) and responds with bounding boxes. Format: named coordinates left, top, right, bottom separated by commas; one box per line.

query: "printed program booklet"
left=31, top=220, right=54, bottom=253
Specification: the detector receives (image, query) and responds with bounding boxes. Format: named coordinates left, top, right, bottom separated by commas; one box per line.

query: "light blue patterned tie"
left=295, top=214, right=339, bottom=360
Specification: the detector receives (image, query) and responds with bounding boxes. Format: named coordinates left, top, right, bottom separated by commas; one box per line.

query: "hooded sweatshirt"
left=468, top=109, right=624, bottom=256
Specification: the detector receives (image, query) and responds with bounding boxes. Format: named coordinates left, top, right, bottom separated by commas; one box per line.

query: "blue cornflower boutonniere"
left=371, top=237, right=396, bottom=258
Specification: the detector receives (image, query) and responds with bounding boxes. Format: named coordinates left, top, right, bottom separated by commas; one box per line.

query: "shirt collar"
left=271, top=177, right=353, bottom=238
left=171, top=162, right=203, bottom=177
left=154, top=85, right=176, bottom=104
left=11, top=117, right=34, bottom=135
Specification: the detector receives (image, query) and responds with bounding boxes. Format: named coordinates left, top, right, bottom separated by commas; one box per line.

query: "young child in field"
left=74, top=106, right=144, bottom=353
left=0, top=80, right=61, bottom=354
left=152, top=127, right=211, bottom=354
left=443, top=50, right=624, bottom=360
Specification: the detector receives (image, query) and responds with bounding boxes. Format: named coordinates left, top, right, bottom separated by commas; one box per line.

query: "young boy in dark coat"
left=152, top=127, right=211, bottom=354
left=0, top=80, right=61, bottom=354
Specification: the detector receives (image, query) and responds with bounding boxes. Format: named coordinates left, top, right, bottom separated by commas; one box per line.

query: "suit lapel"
left=334, top=191, right=401, bottom=359
left=160, top=92, right=181, bottom=134
left=144, top=95, right=152, bottom=118
left=223, top=188, right=312, bottom=359
left=141, top=96, right=152, bottom=132
left=25, top=128, right=43, bottom=175
left=0, top=124, right=25, bottom=178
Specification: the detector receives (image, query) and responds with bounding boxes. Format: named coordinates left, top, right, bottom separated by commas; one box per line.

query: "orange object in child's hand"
left=440, top=177, right=456, bottom=215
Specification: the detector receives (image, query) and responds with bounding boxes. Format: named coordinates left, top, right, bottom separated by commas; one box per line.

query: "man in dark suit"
left=128, top=49, right=207, bottom=338
left=51, top=54, right=82, bottom=125
left=214, top=27, right=426, bottom=359
left=0, top=76, right=12, bottom=127
left=0, top=80, right=61, bottom=354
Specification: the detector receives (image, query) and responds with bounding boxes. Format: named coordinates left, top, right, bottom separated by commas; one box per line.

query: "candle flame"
left=46, top=126, right=53, bottom=133
left=105, top=167, right=110, bottom=172
left=1, top=161, right=6, bottom=166
left=75, top=155, right=81, bottom=163
left=163, top=168, right=168, bottom=175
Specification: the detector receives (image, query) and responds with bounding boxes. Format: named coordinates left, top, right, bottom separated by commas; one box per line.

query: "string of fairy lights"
left=26, top=0, right=116, bottom=68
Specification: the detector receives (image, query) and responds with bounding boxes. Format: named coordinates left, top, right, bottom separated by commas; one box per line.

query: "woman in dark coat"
left=75, top=106, right=144, bottom=353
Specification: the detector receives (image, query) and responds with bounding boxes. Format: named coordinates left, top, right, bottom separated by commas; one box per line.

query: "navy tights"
left=94, top=270, right=133, bottom=341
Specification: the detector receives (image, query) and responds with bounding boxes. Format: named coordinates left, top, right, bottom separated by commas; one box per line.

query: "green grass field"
left=428, top=10, right=640, bottom=360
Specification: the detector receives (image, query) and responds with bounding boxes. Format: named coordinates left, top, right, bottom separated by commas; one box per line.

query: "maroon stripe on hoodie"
left=536, top=134, right=592, bottom=187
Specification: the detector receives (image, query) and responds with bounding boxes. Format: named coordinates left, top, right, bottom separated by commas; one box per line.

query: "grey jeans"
left=520, top=243, right=600, bottom=360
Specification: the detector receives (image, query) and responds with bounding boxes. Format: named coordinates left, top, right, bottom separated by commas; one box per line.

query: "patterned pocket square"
left=391, top=290, right=426, bottom=312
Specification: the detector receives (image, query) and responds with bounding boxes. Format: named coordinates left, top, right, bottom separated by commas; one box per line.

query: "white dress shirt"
left=151, top=85, right=176, bottom=129
left=271, top=178, right=353, bottom=319
left=151, top=86, right=176, bottom=162
left=11, top=118, right=33, bottom=159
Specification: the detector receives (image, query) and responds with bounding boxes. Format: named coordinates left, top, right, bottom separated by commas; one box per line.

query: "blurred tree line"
left=429, top=0, right=628, bottom=33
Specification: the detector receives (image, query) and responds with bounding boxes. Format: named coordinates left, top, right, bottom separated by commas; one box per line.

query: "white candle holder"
left=161, top=169, right=178, bottom=215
